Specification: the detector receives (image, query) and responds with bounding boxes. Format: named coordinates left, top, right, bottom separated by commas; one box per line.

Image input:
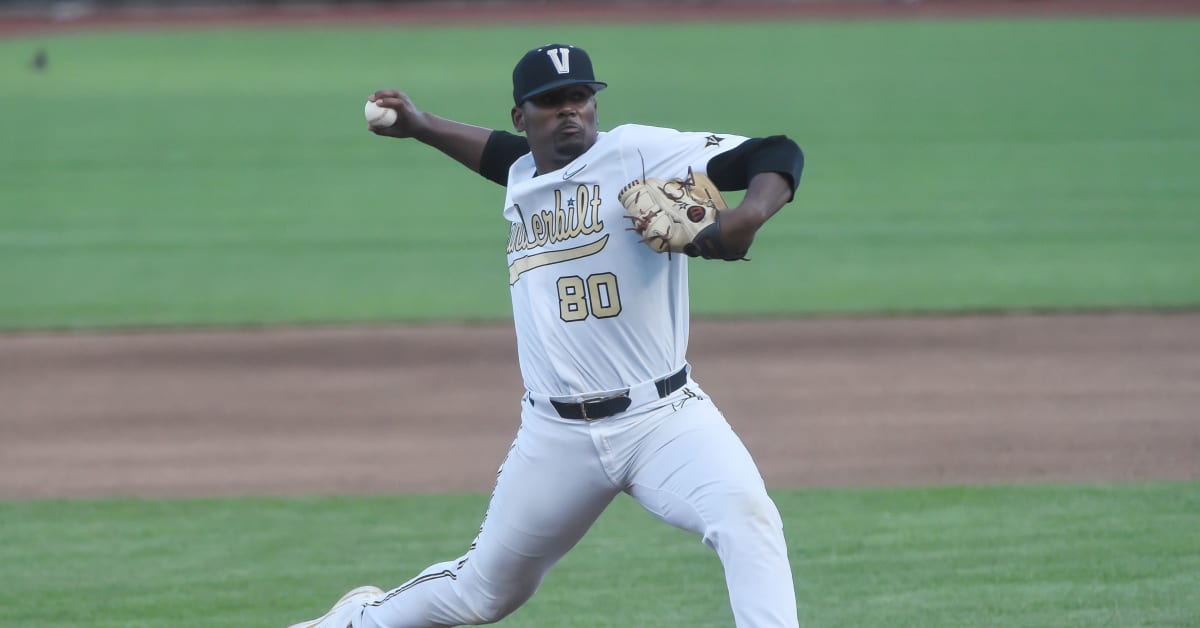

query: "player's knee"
left=705, top=490, right=785, bottom=545
left=463, top=582, right=537, bottom=623
left=464, top=597, right=522, bottom=624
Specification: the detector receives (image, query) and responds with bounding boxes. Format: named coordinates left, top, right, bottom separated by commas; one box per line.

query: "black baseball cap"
left=512, top=43, right=607, bottom=105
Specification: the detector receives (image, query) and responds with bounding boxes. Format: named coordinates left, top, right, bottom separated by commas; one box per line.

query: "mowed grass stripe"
left=0, top=483, right=1196, bottom=627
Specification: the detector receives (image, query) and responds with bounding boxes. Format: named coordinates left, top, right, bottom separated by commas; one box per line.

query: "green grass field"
left=2, top=484, right=1196, bottom=627
left=3, top=16, right=1199, bottom=627
left=2, top=18, right=1198, bottom=330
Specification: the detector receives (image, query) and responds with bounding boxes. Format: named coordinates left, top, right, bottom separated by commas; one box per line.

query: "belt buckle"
left=578, top=394, right=606, bottom=421
left=579, top=391, right=628, bottom=421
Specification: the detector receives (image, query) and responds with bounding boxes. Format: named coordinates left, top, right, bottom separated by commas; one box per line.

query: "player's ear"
left=511, top=106, right=525, bottom=132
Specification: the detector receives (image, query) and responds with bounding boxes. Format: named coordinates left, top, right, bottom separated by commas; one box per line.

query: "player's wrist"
left=405, top=111, right=439, bottom=142
left=720, top=207, right=761, bottom=250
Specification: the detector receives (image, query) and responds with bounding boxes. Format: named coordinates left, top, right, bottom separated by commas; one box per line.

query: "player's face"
left=513, top=85, right=598, bottom=173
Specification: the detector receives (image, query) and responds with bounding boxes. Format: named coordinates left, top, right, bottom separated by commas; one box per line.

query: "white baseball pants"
left=354, top=380, right=798, bottom=627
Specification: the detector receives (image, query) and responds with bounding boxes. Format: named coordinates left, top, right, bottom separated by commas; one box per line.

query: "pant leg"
left=624, top=387, right=799, bottom=628
left=357, top=406, right=621, bottom=628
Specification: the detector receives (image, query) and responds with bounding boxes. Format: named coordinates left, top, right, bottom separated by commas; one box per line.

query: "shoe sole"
left=288, top=585, right=385, bottom=628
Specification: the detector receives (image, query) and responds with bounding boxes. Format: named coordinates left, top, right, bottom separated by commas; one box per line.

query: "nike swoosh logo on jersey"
left=562, top=164, right=587, bottom=180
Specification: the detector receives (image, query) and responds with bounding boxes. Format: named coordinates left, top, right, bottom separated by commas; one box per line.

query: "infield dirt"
left=3, top=313, right=1198, bottom=498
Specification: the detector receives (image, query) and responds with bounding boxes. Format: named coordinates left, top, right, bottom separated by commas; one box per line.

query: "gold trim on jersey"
left=508, top=235, right=609, bottom=286
left=506, top=183, right=609, bottom=285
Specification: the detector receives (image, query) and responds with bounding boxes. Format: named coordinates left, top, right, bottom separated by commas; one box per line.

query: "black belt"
left=549, top=366, right=689, bottom=421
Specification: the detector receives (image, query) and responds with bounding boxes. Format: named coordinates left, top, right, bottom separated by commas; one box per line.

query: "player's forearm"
left=740, top=171, right=792, bottom=221
left=410, top=114, right=494, bottom=174
left=721, top=172, right=792, bottom=253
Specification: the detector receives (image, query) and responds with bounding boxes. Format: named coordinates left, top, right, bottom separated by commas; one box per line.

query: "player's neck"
left=531, top=143, right=594, bottom=176
left=532, top=154, right=571, bottom=176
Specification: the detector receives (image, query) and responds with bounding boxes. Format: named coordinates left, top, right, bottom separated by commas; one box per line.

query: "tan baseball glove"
left=618, top=168, right=746, bottom=260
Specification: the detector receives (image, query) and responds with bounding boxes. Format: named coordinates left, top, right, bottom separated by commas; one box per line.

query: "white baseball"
left=364, top=100, right=397, bottom=128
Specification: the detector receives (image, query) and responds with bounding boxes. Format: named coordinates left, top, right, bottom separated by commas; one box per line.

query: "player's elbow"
left=743, top=135, right=804, bottom=202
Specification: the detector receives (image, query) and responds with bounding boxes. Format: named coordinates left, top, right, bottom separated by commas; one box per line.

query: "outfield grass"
left=2, top=18, right=1198, bottom=330
left=0, top=483, right=1195, bottom=627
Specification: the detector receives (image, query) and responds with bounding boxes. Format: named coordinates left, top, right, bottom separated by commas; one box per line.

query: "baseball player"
left=290, top=43, right=805, bottom=628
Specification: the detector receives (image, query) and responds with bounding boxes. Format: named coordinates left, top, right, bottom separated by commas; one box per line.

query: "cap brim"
left=518, top=80, right=607, bottom=104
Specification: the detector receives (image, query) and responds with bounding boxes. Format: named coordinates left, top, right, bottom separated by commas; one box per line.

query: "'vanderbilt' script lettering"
left=507, top=185, right=604, bottom=254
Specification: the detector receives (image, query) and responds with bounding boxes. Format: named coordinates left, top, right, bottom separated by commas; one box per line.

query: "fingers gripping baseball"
left=365, top=90, right=427, bottom=138
left=618, top=169, right=747, bottom=260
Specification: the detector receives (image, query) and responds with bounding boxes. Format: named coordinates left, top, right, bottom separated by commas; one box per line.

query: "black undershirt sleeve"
left=706, top=135, right=805, bottom=201
left=479, top=131, right=531, bottom=186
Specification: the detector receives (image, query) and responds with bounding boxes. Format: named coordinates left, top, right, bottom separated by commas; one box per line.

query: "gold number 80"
left=557, top=273, right=622, bottom=322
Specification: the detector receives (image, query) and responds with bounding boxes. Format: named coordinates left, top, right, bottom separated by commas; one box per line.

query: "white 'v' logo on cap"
left=546, top=48, right=571, bottom=74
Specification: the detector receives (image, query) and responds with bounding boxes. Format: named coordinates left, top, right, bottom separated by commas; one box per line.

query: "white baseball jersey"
left=356, top=125, right=800, bottom=628
left=503, top=124, right=748, bottom=398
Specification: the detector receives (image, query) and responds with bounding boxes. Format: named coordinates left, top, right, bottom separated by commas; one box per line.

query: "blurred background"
left=1, top=2, right=1198, bottom=626
left=3, top=0, right=1198, bottom=330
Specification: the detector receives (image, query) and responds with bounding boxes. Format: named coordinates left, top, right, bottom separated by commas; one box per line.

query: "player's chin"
left=554, top=134, right=590, bottom=159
